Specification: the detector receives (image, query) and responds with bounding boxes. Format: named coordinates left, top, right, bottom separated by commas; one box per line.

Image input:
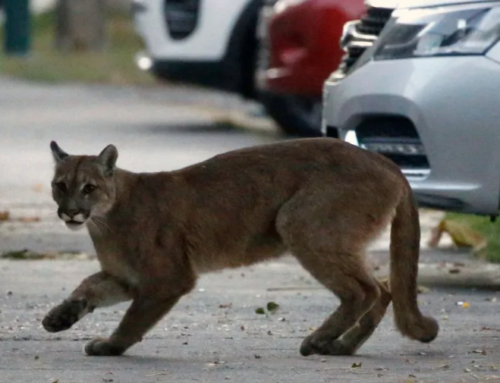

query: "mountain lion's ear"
left=97, top=144, right=118, bottom=177
left=50, top=141, right=69, bottom=163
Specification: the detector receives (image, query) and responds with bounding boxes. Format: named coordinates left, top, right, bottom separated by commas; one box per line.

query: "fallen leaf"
left=428, top=219, right=487, bottom=255
left=351, top=362, right=362, bottom=368
left=255, top=307, right=265, bottom=315
left=1, top=250, right=49, bottom=260
left=266, top=301, right=280, bottom=314
left=0, top=211, right=10, bottom=221
left=18, top=216, right=41, bottom=223
left=1, top=249, right=92, bottom=260
left=485, top=297, right=497, bottom=302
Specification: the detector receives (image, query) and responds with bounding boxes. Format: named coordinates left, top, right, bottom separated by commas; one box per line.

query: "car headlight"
left=373, top=5, right=500, bottom=60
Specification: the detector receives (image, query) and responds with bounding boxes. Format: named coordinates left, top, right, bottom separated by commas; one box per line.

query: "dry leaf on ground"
left=0, top=211, right=10, bottom=221
left=428, top=219, right=487, bottom=255
left=33, top=184, right=43, bottom=192
left=18, top=216, right=41, bottom=223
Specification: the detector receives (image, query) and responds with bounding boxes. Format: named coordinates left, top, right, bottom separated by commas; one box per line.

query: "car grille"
left=331, top=5, right=393, bottom=83
left=355, top=117, right=430, bottom=173
left=164, top=0, right=200, bottom=40
left=357, top=6, right=393, bottom=35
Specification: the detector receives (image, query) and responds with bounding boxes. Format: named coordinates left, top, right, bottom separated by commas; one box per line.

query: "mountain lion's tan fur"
left=43, top=138, right=438, bottom=357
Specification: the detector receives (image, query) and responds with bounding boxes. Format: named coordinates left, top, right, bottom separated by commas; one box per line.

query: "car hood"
left=366, top=0, right=499, bottom=10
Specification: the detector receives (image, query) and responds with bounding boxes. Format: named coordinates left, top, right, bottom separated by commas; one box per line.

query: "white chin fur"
left=65, top=222, right=85, bottom=231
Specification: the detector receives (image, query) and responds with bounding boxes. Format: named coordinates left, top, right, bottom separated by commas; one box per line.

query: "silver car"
left=322, top=0, right=500, bottom=218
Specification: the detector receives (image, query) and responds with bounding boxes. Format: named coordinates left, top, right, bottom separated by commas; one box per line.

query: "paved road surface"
left=1, top=77, right=499, bottom=383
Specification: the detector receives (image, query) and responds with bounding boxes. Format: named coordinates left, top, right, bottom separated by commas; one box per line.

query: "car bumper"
left=135, top=52, right=242, bottom=93
left=323, top=55, right=500, bottom=215
left=256, top=0, right=363, bottom=96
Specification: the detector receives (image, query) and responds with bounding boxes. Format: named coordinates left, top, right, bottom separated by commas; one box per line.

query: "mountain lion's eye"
left=55, top=182, right=67, bottom=192
left=82, top=184, right=96, bottom=195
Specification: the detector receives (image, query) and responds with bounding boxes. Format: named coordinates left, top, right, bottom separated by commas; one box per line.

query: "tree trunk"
left=55, top=0, right=106, bottom=52
left=106, top=0, right=132, bottom=13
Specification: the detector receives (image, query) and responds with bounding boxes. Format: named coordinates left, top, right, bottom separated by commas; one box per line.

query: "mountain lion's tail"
left=390, top=185, right=439, bottom=343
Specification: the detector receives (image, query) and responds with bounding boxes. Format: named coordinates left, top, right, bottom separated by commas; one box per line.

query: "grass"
left=445, top=212, right=500, bottom=263
left=0, top=10, right=155, bottom=85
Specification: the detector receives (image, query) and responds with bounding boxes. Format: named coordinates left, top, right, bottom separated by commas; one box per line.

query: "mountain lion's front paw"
left=42, top=299, right=87, bottom=333
left=84, top=338, right=126, bottom=356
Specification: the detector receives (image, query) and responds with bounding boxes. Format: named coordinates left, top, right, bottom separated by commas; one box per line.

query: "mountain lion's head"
left=50, top=141, right=118, bottom=231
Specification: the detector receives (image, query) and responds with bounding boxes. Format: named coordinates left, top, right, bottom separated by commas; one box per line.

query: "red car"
left=257, top=0, right=365, bottom=137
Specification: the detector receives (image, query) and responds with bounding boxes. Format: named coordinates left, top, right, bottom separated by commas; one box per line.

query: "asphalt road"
left=1, top=77, right=500, bottom=383
left=2, top=260, right=500, bottom=383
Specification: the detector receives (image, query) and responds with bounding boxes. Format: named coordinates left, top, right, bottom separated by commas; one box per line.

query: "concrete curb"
left=206, top=107, right=280, bottom=137
left=374, top=261, right=500, bottom=290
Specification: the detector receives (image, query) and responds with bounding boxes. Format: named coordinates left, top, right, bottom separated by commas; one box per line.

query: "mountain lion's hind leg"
left=43, top=271, right=133, bottom=333
left=277, top=193, right=388, bottom=356
left=324, top=279, right=392, bottom=355
left=295, top=253, right=381, bottom=356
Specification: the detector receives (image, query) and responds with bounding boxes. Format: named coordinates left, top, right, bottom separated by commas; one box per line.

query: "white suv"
left=133, top=0, right=261, bottom=98
left=323, top=0, right=500, bottom=218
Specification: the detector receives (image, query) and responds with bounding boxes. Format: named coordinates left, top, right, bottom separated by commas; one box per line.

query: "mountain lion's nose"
left=65, top=209, right=80, bottom=218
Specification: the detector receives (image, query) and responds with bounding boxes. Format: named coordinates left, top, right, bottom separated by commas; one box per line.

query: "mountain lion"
left=43, top=139, right=438, bottom=357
